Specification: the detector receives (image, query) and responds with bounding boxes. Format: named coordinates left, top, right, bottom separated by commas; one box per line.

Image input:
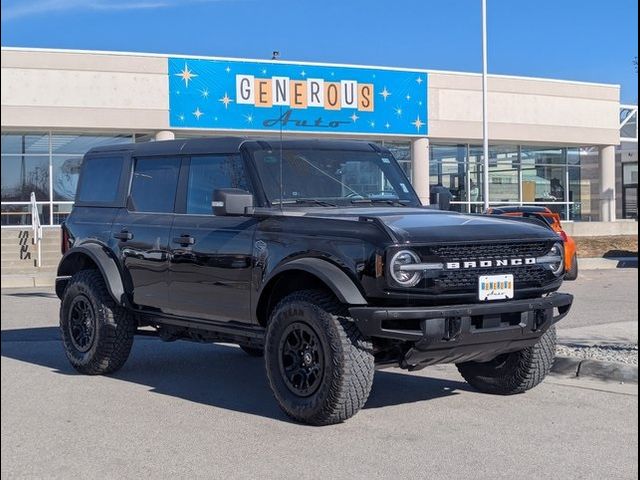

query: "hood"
left=293, top=207, right=559, bottom=244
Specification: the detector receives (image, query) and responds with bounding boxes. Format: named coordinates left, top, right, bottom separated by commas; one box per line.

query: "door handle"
left=113, top=230, right=134, bottom=241
left=173, top=235, right=195, bottom=245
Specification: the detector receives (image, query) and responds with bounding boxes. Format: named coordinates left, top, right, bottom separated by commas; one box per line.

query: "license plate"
left=479, top=274, right=514, bottom=301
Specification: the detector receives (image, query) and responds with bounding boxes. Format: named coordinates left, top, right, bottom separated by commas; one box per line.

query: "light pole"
left=481, top=0, right=490, bottom=211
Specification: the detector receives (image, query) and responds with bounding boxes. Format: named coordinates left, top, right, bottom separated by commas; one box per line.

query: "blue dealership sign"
left=168, top=57, right=427, bottom=136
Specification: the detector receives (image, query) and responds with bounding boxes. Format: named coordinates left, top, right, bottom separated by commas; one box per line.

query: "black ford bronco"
left=56, top=137, right=573, bottom=425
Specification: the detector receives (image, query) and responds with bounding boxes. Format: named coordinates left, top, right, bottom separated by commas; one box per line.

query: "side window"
left=186, top=155, right=250, bottom=214
left=130, top=156, right=181, bottom=213
left=76, top=155, right=123, bottom=204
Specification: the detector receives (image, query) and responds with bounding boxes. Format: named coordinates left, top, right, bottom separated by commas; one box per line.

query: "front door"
left=112, top=155, right=182, bottom=312
left=167, top=154, right=258, bottom=323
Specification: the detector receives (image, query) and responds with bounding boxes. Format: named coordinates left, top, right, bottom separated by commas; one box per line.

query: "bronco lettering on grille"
left=445, top=258, right=536, bottom=269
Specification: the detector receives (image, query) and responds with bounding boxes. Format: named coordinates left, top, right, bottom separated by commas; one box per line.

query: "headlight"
left=389, top=250, right=422, bottom=287
left=548, top=242, right=564, bottom=276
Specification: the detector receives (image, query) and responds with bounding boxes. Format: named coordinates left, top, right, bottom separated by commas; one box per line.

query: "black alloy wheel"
left=68, top=295, right=96, bottom=353
left=278, top=322, right=325, bottom=397
left=60, top=270, right=136, bottom=375
left=264, top=290, right=375, bottom=425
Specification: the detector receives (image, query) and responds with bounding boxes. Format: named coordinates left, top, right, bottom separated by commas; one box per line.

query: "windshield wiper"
left=272, top=199, right=338, bottom=207
left=350, top=198, right=412, bottom=206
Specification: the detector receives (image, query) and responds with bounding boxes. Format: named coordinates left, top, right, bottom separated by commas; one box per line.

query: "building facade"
left=1, top=47, right=637, bottom=230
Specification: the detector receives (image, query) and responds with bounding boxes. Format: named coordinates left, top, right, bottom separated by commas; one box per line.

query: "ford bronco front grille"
left=433, top=265, right=553, bottom=291
left=417, top=241, right=557, bottom=293
left=424, top=241, right=553, bottom=262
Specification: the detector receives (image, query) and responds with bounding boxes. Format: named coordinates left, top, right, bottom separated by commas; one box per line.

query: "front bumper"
left=349, top=293, right=573, bottom=369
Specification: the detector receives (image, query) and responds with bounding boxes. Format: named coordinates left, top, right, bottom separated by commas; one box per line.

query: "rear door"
left=112, top=155, right=182, bottom=312
left=167, top=154, right=258, bottom=323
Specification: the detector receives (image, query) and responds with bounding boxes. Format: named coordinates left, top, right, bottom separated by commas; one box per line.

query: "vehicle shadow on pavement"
left=1, top=326, right=468, bottom=422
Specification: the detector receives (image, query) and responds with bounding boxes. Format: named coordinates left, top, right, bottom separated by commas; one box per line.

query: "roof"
left=86, top=136, right=384, bottom=157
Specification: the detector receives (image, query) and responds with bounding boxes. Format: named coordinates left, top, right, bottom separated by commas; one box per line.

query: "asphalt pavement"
left=1, top=270, right=638, bottom=479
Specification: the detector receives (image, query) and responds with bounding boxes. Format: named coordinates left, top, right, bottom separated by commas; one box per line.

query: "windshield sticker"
left=400, top=183, right=409, bottom=193
left=381, top=157, right=391, bottom=164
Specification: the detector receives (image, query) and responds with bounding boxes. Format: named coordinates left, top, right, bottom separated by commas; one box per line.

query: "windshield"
left=252, top=148, right=419, bottom=207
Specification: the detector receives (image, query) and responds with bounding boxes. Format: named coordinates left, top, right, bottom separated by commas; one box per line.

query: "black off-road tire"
left=240, top=345, right=264, bottom=357
left=456, top=326, right=557, bottom=395
left=60, top=269, right=136, bottom=375
left=265, top=290, right=375, bottom=425
left=564, top=254, right=578, bottom=281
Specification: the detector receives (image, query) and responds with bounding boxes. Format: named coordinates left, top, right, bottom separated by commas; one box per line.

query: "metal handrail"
left=30, top=192, right=42, bottom=268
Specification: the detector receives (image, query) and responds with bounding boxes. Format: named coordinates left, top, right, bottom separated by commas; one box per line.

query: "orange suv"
left=486, top=206, right=578, bottom=280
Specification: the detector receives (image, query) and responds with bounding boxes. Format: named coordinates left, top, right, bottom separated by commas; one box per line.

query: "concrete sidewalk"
left=578, top=256, right=638, bottom=270
left=557, top=321, right=638, bottom=347
left=554, top=321, right=638, bottom=383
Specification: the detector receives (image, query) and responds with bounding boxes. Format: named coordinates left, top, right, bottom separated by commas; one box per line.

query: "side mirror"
left=212, top=188, right=253, bottom=216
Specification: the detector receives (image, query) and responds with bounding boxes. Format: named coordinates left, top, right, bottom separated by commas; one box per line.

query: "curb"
left=579, top=257, right=638, bottom=270
left=551, top=356, right=638, bottom=384
left=1, top=274, right=55, bottom=288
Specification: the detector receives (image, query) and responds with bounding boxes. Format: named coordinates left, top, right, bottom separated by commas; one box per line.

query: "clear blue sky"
left=1, top=0, right=638, bottom=103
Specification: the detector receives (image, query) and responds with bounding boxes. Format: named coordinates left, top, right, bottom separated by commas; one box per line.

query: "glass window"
left=568, top=166, right=586, bottom=221
left=623, top=163, right=638, bottom=185
left=575, top=148, right=601, bottom=220
left=489, top=146, right=519, bottom=202
left=252, top=149, right=419, bottom=206
left=522, top=165, right=566, bottom=202
left=130, top=157, right=181, bottom=213
left=534, top=203, right=567, bottom=220
left=186, top=155, right=250, bottom=214
left=1, top=132, right=49, bottom=154
left=468, top=145, right=484, bottom=164
left=430, top=145, right=467, bottom=202
left=567, top=148, right=581, bottom=166
left=620, top=109, right=637, bottom=140
left=521, top=147, right=566, bottom=165
left=1, top=155, right=50, bottom=201
left=468, top=162, right=484, bottom=208
left=53, top=203, right=73, bottom=225
left=51, top=134, right=132, bottom=154
left=52, top=156, right=83, bottom=201
left=383, top=141, right=412, bottom=182
left=1, top=204, right=50, bottom=226
left=382, top=142, right=411, bottom=163
left=76, top=156, right=124, bottom=204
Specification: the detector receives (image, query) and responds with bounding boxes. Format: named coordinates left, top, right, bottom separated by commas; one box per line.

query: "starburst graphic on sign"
left=350, top=113, right=360, bottom=123
left=219, top=92, right=234, bottom=109
left=178, top=114, right=185, bottom=122
left=379, top=87, right=391, bottom=101
left=200, top=88, right=210, bottom=98
left=300, top=70, right=307, bottom=77
left=385, top=122, right=391, bottom=129
left=261, top=68, right=267, bottom=75
left=411, top=115, right=425, bottom=131
left=416, top=76, right=424, bottom=85
left=394, top=107, right=403, bottom=117
left=175, top=64, right=197, bottom=87
left=369, top=121, right=376, bottom=128
left=244, top=113, right=254, bottom=124
left=192, top=107, right=204, bottom=120
left=225, top=66, right=231, bottom=73
left=406, top=94, right=411, bottom=101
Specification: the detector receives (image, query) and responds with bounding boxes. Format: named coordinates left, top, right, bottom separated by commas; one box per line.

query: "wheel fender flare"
left=266, top=258, right=368, bottom=305
left=57, top=243, right=127, bottom=306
